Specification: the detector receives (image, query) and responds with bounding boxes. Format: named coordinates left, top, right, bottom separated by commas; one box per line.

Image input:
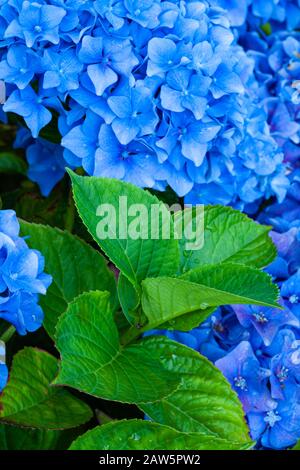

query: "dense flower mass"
left=0, top=0, right=289, bottom=208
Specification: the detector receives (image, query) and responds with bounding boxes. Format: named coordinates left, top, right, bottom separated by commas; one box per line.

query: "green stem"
left=96, top=410, right=114, bottom=425
left=120, top=324, right=143, bottom=346
left=0, top=325, right=16, bottom=343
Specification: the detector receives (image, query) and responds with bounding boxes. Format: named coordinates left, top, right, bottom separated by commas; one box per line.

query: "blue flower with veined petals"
left=269, top=338, right=300, bottom=400
left=210, top=63, right=244, bottom=99
left=157, top=112, right=221, bottom=168
left=0, top=44, right=40, bottom=89
left=0, top=292, right=45, bottom=336
left=3, top=86, right=52, bottom=138
left=107, top=85, right=159, bottom=145
left=61, top=110, right=103, bottom=174
left=232, top=302, right=299, bottom=347
left=94, top=0, right=127, bottom=31
left=248, top=385, right=300, bottom=449
left=147, top=37, right=186, bottom=77
left=0, top=240, right=51, bottom=297
left=94, top=124, right=166, bottom=187
left=42, top=47, right=83, bottom=93
left=215, top=341, right=272, bottom=414
left=78, top=34, right=138, bottom=96
left=160, top=68, right=211, bottom=119
left=191, top=40, right=222, bottom=76
left=4, top=1, right=66, bottom=48
left=124, top=0, right=162, bottom=29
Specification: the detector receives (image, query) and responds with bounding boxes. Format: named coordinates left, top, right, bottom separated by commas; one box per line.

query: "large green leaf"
left=0, top=152, right=27, bottom=175
left=54, top=291, right=179, bottom=404
left=0, top=348, right=92, bottom=429
left=70, top=420, right=253, bottom=451
left=141, top=336, right=251, bottom=443
left=69, top=171, right=180, bottom=287
left=174, top=205, right=276, bottom=273
left=20, top=221, right=117, bottom=338
left=141, top=263, right=279, bottom=331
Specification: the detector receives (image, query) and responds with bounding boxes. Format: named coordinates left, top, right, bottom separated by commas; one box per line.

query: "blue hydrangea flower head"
left=0, top=209, right=52, bottom=335
left=0, top=0, right=288, bottom=209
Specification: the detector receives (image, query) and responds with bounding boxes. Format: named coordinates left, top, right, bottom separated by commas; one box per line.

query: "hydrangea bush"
left=0, top=0, right=299, bottom=453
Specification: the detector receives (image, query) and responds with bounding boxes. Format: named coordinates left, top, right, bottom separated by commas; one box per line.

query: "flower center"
left=277, top=366, right=289, bottom=383
left=253, top=312, right=268, bottom=324
left=264, top=410, right=281, bottom=427
left=34, top=25, right=42, bottom=33
left=289, top=294, right=299, bottom=304
left=233, top=375, right=247, bottom=391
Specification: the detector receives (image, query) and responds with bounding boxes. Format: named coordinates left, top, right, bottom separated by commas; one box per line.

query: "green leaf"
left=0, top=348, right=92, bottom=429
left=0, top=152, right=27, bottom=175
left=0, top=424, right=79, bottom=450
left=117, top=273, right=145, bottom=325
left=175, top=205, right=276, bottom=273
left=20, top=221, right=117, bottom=338
left=54, top=291, right=180, bottom=404
left=69, top=171, right=180, bottom=287
left=69, top=420, right=253, bottom=451
left=142, top=263, right=279, bottom=331
left=160, top=307, right=216, bottom=332
left=141, top=336, right=252, bottom=444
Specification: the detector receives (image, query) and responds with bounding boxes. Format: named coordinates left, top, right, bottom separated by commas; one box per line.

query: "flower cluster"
left=0, top=209, right=51, bottom=389
left=0, top=0, right=287, bottom=208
